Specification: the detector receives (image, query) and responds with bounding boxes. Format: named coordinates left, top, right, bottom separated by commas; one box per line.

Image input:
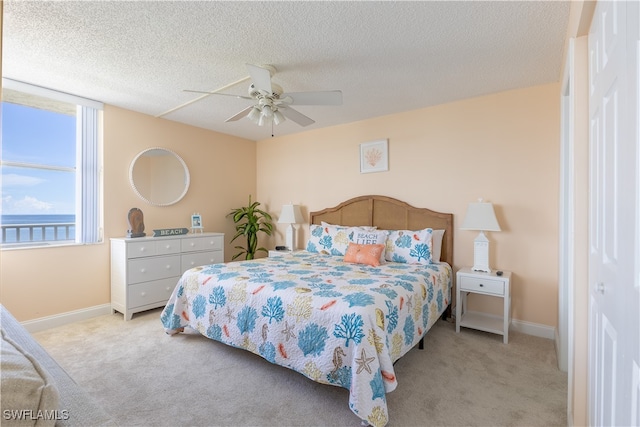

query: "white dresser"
left=110, top=232, right=224, bottom=320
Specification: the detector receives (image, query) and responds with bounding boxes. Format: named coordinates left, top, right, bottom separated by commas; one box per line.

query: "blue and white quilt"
left=161, top=251, right=452, bottom=427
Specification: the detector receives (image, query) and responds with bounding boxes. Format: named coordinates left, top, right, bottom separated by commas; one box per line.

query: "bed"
left=161, top=195, right=454, bottom=427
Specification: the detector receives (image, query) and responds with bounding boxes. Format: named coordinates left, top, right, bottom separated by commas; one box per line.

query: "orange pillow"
left=343, top=243, right=386, bottom=267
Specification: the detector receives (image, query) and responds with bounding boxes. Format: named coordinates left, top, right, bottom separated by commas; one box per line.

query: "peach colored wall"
left=0, top=105, right=256, bottom=321
left=257, top=83, right=560, bottom=328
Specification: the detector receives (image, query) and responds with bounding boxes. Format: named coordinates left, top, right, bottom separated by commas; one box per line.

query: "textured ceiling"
left=2, top=1, right=570, bottom=142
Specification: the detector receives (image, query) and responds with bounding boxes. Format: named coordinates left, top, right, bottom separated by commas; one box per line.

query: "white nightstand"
left=456, top=267, right=511, bottom=343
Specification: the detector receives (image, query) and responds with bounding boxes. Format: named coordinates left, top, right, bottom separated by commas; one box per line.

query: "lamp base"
left=285, top=224, right=296, bottom=251
left=472, top=231, right=491, bottom=273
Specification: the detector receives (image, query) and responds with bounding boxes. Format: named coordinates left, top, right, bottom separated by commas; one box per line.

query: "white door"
left=588, top=1, right=640, bottom=426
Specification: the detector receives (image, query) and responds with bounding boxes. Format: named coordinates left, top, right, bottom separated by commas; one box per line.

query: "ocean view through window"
left=1, top=79, right=103, bottom=247
left=1, top=214, right=76, bottom=244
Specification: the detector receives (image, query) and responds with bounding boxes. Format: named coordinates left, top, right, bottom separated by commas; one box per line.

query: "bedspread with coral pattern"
left=161, top=251, right=451, bottom=427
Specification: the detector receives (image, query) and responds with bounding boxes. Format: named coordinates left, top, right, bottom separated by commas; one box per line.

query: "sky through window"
left=1, top=101, right=77, bottom=215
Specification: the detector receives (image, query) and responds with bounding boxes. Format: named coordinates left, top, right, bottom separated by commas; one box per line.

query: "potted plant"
left=227, top=195, right=274, bottom=260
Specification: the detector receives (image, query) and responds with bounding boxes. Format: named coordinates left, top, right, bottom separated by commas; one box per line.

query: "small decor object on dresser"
left=191, top=213, right=203, bottom=233
left=127, top=207, right=146, bottom=238
left=153, top=228, right=189, bottom=237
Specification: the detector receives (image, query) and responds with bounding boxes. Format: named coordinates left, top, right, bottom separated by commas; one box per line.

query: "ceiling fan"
left=184, top=64, right=342, bottom=127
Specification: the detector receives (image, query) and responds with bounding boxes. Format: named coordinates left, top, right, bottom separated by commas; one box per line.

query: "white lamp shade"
left=460, top=202, right=501, bottom=231
left=278, top=204, right=304, bottom=224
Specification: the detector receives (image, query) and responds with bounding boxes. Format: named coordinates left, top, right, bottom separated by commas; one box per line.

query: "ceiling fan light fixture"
left=273, top=109, right=285, bottom=125
left=262, top=105, right=274, bottom=119
left=257, top=113, right=268, bottom=126
left=248, top=106, right=261, bottom=122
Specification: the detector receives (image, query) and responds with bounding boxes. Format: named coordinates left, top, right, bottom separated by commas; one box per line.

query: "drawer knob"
left=140, top=268, right=146, bottom=273
left=139, top=247, right=145, bottom=252
left=479, top=283, right=484, bottom=287
left=166, top=265, right=171, bottom=269
left=141, top=292, right=146, bottom=296
left=190, top=242, right=195, bottom=247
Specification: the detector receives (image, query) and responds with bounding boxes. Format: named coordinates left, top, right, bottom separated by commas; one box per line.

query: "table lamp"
left=278, top=203, right=304, bottom=251
left=460, top=199, right=501, bottom=273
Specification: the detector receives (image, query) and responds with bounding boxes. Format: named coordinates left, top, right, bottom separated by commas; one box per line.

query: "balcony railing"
left=1, top=222, right=75, bottom=245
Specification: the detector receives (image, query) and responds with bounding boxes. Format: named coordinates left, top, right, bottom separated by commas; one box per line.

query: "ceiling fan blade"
left=280, top=106, right=315, bottom=127
left=246, top=64, right=272, bottom=93
left=282, top=90, right=343, bottom=105
left=184, top=89, right=251, bottom=100
left=225, top=106, right=254, bottom=122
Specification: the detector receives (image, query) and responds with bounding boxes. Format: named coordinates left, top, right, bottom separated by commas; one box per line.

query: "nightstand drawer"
left=459, top=275, right=504, bottom=295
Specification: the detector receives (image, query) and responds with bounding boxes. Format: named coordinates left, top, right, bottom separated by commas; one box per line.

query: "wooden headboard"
left=310, top=195, right=453, bottom=268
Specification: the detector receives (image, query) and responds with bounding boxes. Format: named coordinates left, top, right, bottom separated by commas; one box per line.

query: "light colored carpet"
left=33, top=308, right=567, bottom=427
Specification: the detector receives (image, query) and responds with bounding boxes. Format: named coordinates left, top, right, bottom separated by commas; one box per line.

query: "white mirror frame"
left=129, top=147, right=190, bottom=207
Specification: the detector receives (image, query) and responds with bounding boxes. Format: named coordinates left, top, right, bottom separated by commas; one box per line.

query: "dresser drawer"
left=127, top=240, right=158, bottom=258
left=182, top=235, right=224, bottom=253
left=155, top=239, right=181, bottom=255
left=181, top=251, right=223, bottom=271
left=128, top=255, right=181, bottom=284
left=459, top=275, right=504, bottom=296
left=128, top=278, right=177, bottom=308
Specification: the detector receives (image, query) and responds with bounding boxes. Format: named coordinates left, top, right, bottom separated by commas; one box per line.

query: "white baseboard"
left=511, top=318, right=555, bottom=339
left=21, top=304, right=112, bottom=333
left=451, top=307, right=556, bottom=340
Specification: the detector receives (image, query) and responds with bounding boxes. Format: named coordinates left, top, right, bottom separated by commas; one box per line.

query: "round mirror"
left=129, top=148, right=190, bottom=206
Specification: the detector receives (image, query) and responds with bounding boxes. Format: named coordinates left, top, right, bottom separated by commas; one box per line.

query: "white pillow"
left=432, top=229, right=445, bottom=263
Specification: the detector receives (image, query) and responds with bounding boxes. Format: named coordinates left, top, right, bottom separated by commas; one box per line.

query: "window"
left=1, top=79, right=103, bottom=247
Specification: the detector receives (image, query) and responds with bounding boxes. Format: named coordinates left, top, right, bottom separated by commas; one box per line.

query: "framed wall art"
left=360, top=139, right=389, bottom=173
